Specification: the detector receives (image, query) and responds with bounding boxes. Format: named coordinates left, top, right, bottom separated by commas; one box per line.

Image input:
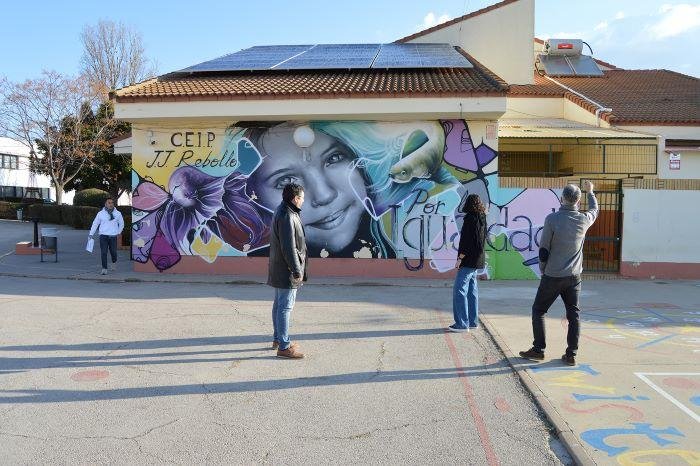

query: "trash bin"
left=40, top=227, right=58, bottom=263
left=16, top=208, right=23, bottom=221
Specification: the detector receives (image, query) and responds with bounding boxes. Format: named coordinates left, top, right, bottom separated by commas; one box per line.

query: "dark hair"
left=462, top=194, right=486, bottom=214
left=282, top=183, right=304, bottom=203
left=105, top=197, right=114, bottom=203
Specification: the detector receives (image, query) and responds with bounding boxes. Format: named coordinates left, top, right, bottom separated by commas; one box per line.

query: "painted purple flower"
left=161, top=166, right=225, bottom=250
left=132, top=180, right=169, bottom=212
left=210, top=173, right=272, bottom=252
left=132, top=210, right=160, bottom=264
left=149, top=228, right=181, bottom=271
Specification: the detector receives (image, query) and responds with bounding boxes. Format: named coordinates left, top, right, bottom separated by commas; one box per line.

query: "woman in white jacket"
left=88, top=198, right=124, bottom=275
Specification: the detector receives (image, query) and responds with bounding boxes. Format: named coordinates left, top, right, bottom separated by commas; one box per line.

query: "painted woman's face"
left=250, top=127, right=368, bottom=253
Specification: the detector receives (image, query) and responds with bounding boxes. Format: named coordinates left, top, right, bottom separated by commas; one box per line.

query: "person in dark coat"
left=268, top=183, right=308, bottom=359
left=448, top=194, right=487, bottom=332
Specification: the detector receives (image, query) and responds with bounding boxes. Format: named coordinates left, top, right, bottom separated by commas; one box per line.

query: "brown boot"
left=277, top=346, right=304, bottom=359
left=272, top=341, right=298, bottom=350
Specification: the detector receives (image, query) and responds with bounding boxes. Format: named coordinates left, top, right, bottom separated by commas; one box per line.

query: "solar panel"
left=177, top=43, right=472, bottom=73
left=278, top=44, right=381, bottom=70
left=568, top=55, right=604, bottom=76
left=538, top=54, right=603, bottom=77
left=539, top=55, right=574, bottom=76
left=373, top=43, right=472, bottom=68
left=181, top=45, right=314, bottom=72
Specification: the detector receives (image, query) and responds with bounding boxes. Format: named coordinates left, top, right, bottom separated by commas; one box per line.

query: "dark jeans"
left=531, top=274, right=582, bottom=356
left=99, top=235, right=118, bottom=269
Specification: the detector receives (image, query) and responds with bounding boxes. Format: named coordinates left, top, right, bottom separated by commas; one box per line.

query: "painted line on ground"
left=437, top=313, right=499, bottom=466
left=634, top=372, right=700, bottom=423
left=635, top=334, right=678, bottom=349
left=643, top=308, right=677, bottom=322
left=479, top=314, right=596, bottom=466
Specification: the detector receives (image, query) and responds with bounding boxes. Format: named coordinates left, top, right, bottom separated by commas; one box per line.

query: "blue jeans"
left=272, top=288, right=297, bottom=350
left=99, top=235, right=118, bottom=269
left=453, top=267, right=479, bottom=328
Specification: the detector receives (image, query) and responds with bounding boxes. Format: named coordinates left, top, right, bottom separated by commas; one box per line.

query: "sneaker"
left=100, top=269, right=108, bottom=275
left=562, top=354, right=576, bottom=366
left=519, top=348, right=545, bottom=360
left=277, top=346, right=304, bottom=359
left=272, top=341, right=298, bottom=350
left=469, top=324, right=479, bottom=329
left=109, top=263, right=116, bottom=271
left=447, top=325, right=469, bottom=333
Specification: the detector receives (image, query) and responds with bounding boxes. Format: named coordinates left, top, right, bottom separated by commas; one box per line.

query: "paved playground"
left=0, top=276, right=567, bottom=465
left=1, top=219, right=699, bottom=465
left=482, top=280, right=700, bottom=465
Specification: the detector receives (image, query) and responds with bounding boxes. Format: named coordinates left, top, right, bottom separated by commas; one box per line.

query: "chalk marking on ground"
left=634, top=372, right=700, bottom=423
left=635, top=334, right=678, bottom=349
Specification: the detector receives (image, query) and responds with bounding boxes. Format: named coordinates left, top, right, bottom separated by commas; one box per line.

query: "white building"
left=0, top=137, right=54, bottom=201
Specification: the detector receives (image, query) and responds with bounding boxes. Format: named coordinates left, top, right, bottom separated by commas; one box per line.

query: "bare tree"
left=0, top=71, right=116, bottom=204
left=80, top=20, right=156, bottom=96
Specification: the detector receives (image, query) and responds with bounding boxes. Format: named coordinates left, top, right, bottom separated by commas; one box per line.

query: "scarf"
left=285, top=200, right=301, bottom=213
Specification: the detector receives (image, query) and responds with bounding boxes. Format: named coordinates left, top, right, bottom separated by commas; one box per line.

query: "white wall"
left=622, top=189, right=700, bottom=264
left=406, top=0, right=535, bottom=85
left=502, top=97, right=563, bottom=119
left=657, top=150, right=700, bottom=179
left=618, top=125, right=700, bottom=180
left=0, top=137, right=54, bottom=199
left=115, top=96, right=507, bottom=122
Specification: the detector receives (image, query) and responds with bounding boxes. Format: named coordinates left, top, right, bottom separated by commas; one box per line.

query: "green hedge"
left=117, top=206, right=132, bottom=245
left=0, top=201, right=22, bottom=219
left=73, top=188, right=111, bottom=207
left=26, top=204, right=63, bottom=224
left=26, top=203, right=131, bottom=245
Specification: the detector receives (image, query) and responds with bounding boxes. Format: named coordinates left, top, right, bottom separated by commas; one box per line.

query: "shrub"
left=60, top=205, right=77, bottom=229
left=25, top=204, right=63, bottom=224
left=74, top=188, right=111, bottom=207
left=24, top=202, right=129, bottom=234
left=26, top=204, right=40, bottom=219
left=0, top=201, right=22, bottom=219
left=74, top=206, right=101, bottom=229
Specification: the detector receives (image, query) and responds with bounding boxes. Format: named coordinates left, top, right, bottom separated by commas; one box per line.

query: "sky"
left=1, top=0, right=699, bottom=82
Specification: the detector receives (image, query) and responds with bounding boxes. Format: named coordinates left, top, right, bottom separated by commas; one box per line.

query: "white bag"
left=85, top=238, right=94, bottom=253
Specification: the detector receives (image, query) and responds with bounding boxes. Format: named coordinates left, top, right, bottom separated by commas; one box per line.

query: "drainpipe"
left=543, top=75, right=612, bottom=127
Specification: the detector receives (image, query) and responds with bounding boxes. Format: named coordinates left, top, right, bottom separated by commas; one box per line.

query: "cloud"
left=594, top=21, right=609, bottom=31
left=417, top=12, right=452, bottom=31
left=648, top=3, right=700, bottom=39
left=615, top=11, right=626, bottom=20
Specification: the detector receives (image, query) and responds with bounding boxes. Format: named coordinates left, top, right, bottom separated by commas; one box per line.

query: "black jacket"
left=458, top=212, right=486, bottom=269
left=268, top=201, right=308, bottom=289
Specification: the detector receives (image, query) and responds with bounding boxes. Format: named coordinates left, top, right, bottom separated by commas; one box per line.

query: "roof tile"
left=509, top=70, right=700, bottom=125
left=114, top=57, right=508, bottom=103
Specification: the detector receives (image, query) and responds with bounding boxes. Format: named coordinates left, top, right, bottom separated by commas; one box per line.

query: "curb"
left=480, top=315, right=596, bottom=466
left=0, top=271, right=453, bottom=289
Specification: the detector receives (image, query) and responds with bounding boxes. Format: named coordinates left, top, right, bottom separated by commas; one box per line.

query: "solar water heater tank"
left=544, top=39, right=583, bottom=56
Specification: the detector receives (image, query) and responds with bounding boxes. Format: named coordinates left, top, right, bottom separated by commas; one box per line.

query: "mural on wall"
left=131, top=120, right=561, bottom=278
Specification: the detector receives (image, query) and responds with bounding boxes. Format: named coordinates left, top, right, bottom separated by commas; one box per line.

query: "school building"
left=112, top=0, right=700, bottom=280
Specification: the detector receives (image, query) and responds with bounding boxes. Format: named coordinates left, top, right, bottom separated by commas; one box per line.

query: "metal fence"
left=499, top=142, right=658, bottom=177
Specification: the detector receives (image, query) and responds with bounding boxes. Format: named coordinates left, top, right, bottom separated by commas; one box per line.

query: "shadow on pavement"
left=0, top=359, right=547, bottom=404
left=0, top=328, right=448, bottom=353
